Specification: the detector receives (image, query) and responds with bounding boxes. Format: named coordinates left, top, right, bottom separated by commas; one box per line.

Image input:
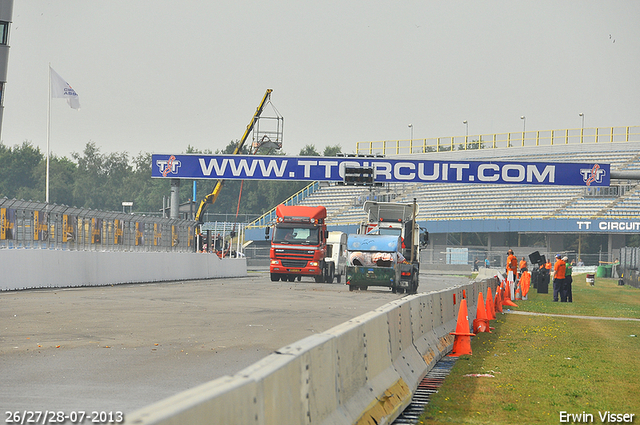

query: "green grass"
left=516, top=274, right=640, bottom=318
left=418, top=275, right=640, bottom=424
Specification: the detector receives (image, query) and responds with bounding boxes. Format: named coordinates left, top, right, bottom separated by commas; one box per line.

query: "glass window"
left=273, top=226, right=319, bottom=245
left=379, top=227, right=402, bottom=236
left=0, top=22, right=7, bottom=45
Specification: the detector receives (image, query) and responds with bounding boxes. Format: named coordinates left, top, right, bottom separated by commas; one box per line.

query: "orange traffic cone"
left=448, top=298, right=475, bottom=356
left=503, top=296, right=519, bottom=307
left=502, top=282, right=519, bottom=307
left=520, top=271, right=531, bottom=299
left=473, top=292, right=490, bottom=333
left=495, top=287, right=503, bottom=313
left=486, top=287, right=496, bottom=321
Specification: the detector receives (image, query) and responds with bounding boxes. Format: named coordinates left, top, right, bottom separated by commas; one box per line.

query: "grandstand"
left=245, top=127, right=640, bottom=267
left=290, top=141, right=640, bottom=224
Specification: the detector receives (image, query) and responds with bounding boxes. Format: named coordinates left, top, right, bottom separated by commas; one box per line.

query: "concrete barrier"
left=125, top=277, right=498, bottom=425
left=123, top=375, right=259, bottom=425
left=409, top=293, right=445, bottom=369
left=1, top=250, right=247, bottom=291
left=268, top=334, right=338, bottom=425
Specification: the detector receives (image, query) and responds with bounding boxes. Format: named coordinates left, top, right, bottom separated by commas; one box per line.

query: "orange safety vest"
left=507, top=254, right=517, bottom=273
left=554, top=259, right=566, bottom=279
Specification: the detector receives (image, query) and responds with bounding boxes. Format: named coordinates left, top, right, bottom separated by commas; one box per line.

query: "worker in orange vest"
left=506, top=249, right=518, bottom=281
left=519, top=256, right=528, bottom=278
left=553, top=254, right=566, bottom=302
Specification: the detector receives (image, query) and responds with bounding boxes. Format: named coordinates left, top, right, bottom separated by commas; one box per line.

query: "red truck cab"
left=269, top=205, right=331, bottom=282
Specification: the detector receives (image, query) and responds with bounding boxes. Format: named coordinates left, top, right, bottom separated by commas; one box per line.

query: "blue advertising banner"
left=422, top=218, right=640, bottom=234
left=244, top=217, right=640, bottom=241
left=151, top=154, right=610, bottom=187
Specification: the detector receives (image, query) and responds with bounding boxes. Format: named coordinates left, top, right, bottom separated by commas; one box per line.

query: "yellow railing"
left=356, top=125, right=640, bottom=156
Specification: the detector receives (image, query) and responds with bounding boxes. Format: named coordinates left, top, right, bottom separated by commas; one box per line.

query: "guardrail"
left=125, top=276, right=498, bottom=425
left=356, top=125, right=640, bottom=156
left=0, top=198, right=194, bottom=252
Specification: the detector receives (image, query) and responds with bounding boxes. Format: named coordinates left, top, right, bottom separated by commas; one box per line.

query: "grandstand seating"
left=307, top=142, right=640, bottom=225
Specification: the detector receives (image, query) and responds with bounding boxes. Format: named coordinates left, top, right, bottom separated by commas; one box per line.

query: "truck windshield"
left=273, top=226, right=319, bottom=245
left=378, top=228, right=402, bottom=236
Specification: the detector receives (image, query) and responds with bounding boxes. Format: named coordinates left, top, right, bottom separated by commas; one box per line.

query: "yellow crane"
left=194, top=89, right=277, bottom=247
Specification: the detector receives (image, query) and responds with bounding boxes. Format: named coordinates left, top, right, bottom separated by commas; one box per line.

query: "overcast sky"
left=3, top=1, right=639, bottom=160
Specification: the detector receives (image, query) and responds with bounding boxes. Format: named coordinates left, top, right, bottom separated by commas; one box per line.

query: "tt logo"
left=580, top=164, right=606, bottom=186
left=156, top=155, right=181, bottom=177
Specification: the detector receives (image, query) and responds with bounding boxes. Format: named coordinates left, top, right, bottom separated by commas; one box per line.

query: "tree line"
left=0, top=140, right=342, bottom=219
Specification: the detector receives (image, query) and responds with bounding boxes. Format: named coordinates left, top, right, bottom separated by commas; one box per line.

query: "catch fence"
left=620, top=247, right=640, bottom=288
left=0, top=198, right=195, bottom=252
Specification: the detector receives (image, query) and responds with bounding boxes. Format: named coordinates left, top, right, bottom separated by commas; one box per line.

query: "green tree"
left=564, top=234, right=609, bottom=255
left=19, top=154, right=78, bottom=205
left=0, top=141, right=44, bottom=199
left=122, top=151, right=170, bottom=213
left=72, top=142, right=132, bottom=210
left=217, top=140, right=249, bottom=155
left=299, top=144, right=320, bottom=156
left=457, top=139, right=485, bottom=151
left=323, top=144, right=342, bottom=156
left=627, top=235, right=640, bottom=247
left=185, top=144, right=213, bottom=154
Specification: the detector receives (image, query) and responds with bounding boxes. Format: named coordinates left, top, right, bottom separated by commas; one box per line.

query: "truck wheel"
left=270, top=273, right=279, bottom=282
left=297, top=276, right=301, bottom=282
left=409, top=276, right=419, bottom=294
left=314, top=275, right=324, bottom=283
left=325, top=264, right=335, bottom=283
left=288, top=275, right=295, bottom=282
left=349, top=284, right=356, bottom=291
left=336, top=274, right=341, bottom=284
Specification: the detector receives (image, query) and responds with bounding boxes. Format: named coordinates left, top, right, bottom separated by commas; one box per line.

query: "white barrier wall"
left=0, top=250, right=247, bottom=291
left=125, top=277, right=497, bottom=425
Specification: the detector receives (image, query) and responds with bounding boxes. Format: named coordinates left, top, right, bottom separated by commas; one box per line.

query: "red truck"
left=267, top=204, right=336, bottom=283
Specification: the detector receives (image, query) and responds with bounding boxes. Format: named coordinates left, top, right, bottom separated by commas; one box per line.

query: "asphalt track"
left=0, top=270, right=468, bottom=415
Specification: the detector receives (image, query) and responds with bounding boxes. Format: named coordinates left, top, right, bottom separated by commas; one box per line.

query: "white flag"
left=50, top=67, right=80, bottom=109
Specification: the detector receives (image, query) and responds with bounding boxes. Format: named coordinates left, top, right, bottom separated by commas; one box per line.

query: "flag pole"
left=46, top=64, right=51, bottom=204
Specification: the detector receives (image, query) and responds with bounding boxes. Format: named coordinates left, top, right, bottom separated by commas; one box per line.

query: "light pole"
left=579, top=113, right=584, bottom=143
left=408, top=124, right=413, bottom=141
left=463, top=120, right=468, bottom=149
left=520, top=116, right=526, bottom=146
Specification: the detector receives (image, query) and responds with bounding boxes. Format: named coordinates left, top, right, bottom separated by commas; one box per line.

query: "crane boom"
left=194, top=89, right=273, bottom=224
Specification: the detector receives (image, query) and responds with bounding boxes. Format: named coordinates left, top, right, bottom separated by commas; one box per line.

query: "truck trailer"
left=346, top=199, right=427, bottom=293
